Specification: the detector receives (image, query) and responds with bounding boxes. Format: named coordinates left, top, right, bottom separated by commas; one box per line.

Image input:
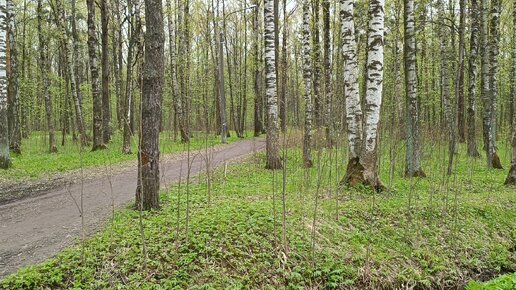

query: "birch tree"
left=136, top=0, right=165, bottom=210
left=264, top=0, right=281, bottom=169
left=6, top=0, right=20, bottom=154
left=403, top=0, right=425, bottom=177
left=302, top=0, right=313, bottom=168
left=467, top=0, right=480, bottom=157
left=0, top=0, right=9, bottom=168
left=340, top=0, right=363, bottom=184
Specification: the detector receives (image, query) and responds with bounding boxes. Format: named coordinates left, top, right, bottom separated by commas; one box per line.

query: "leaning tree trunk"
left=87, top=0, right=106, bottom=151
left=340, top=0, right=363, bottom=185
left=136, top=0, right=164, bottom=211
left=487, top=0, right=502, bottom=169
left=7, top=0, right=20, bottom=154
left=0, top=0, right=10, bottom=168
left=101, top=0, right=111, bottom=144
left=467, top=0, right=480, bottom=157
left=264, top=0, right=281, bottom=169
left=302, top=0, right=313, bottom=168
left=37, top=0, right=57, bottom=153
left=403, top=0, right=425, bottom=177
left=505, top=0, right=516, bottom=185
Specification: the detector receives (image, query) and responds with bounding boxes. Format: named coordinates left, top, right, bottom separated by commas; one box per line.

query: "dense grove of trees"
left=0, top=0, right=515, bottom=208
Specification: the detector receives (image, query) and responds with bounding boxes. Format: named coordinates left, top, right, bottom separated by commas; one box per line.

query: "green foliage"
left=466, top=273, right=516, bottom=290
left=1, top=143, right=514, bottom=289
left=0, top=131, right=245, bottom=180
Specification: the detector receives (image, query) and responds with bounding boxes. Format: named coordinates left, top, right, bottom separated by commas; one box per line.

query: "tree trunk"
left=87, top=0, right=106, bottom=151
left=136, top=0, right=164, bottom=211
left=467, top=0, right=480, bottom=157
left=312, top=0, right=322, bottom=127
left=403, top=0, right=425, bottom=177
left=166, top=0, right=188, bottom=143
left=0, top=0, right=10, bottom=168
left=456, top=0, right=466, bottom=143
left=123, top=0, right=138, bottom=154
left=279, top=0, right=288, bottom=133
left=253, top=0, right=263, bottom=136
left=6, top=0, right=20, bottom=154
left=340, top=0, right=364, bottom=185
left=38, top=0, right=57, bottom=153
left=486, top=0, right=502, bottom=169
left=302, top=0, right=313, bottom=168
left=322, top=0, right=333, bottom=147
left=101, top=0, right=111, bottom=144
left=264, top=0, right=282, bottom=169
left=506, top=0, right=516, bottom=184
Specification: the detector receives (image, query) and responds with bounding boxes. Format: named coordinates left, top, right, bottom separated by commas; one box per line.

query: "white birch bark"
left=302, top=0, right=313, bottom=168
left=264, top=0, right=281, bottom=169
left=0, top=0, right=10, bottom=168
left=340, top=0, right=362, bottom=160
left=403, top=0, right=424, bottom=177
left=361, top=0, right=385, bottom=185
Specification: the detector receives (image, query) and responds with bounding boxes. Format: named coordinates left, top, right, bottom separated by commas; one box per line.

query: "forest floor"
left=0, top=135, right=514, bottom=289
left=0, top=138, right=265, bottom=279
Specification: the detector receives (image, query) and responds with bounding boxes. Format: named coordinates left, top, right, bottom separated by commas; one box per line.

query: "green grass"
left=466, top=273, right=516, bottom=290
left=1, top=138, right=514, bottom=289
left=0, top=131, right=247, bottom=181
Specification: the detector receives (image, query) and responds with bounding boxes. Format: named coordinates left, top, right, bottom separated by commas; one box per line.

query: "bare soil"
left=0, top=138, right=265, bottom=278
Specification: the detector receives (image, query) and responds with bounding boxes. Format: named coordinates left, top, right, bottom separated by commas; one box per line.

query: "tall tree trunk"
left=467, top=0, right=480, bottom=157
left=505, top=0, right=516, bottom=185
left=312, top=0, right=322, bottom=127
left=0, top=0, right=10, bottom=168
left=279, top=0, right=287, bottom=132
left=38, top=0, right=57, bottom=153
left=123, top=0, right=138, bottom=154
left=87, top=0, right=106, bottom=151
left=101, top=0, right=111, bottom=143
left=264, top=0, right=281, bottom=169
left=439, top=0, right=455, bottom=175
left=403, top=0, right=425, bottom=177
left=456, top=0, right=466, bottom=143
left=356, top=0, right=385, bottom=190
left=166, top=0, right=188, bottom=143
left=486, top=0, right=502, bottom=168
left=253, top=0, right=263, bottom=136
left=302, top=0, right=313, bottom=168
left=322, top=0, right=333, bottom=147
left=340, top=0, right=364, bottom=185
left=136, top=0, right=164, bottom=211
left=6, top=0, right=20, bottom=154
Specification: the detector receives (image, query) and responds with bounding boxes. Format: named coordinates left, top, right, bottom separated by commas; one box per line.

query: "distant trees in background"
left=0, top=0, right=514, bottom=190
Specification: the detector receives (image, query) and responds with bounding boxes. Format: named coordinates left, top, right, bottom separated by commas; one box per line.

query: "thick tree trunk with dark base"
left=403, top=0, right=425, bottom=178
left=87, top=0, right=106, bottom=151
left=0, top=0, right=10, bottom=168
left=467, top=0, right=480, bottom=157
left=340, top=0, right=363, bottom=183
left=264, top=0, right=282, bottom=170
left=136, top=0, right=164, bottom=211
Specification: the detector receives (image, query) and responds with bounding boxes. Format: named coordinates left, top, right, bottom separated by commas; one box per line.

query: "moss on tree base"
left=492, top=152, right=503, bottom=169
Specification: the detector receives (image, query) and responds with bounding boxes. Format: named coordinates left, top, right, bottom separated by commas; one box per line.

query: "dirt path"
left=0, top=138, right=265, bottom=279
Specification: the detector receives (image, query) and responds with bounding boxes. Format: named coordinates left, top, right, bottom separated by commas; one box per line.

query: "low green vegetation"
left=466, top=273, right=516, bottom=290
left=1, top=139, right=514, bottom=289
left=0, top=131, right=246, bottom=181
